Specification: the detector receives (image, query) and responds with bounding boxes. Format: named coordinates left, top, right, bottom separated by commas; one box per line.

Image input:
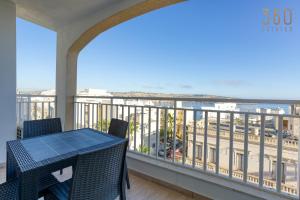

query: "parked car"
left=158, top=139, right=183, bottom=158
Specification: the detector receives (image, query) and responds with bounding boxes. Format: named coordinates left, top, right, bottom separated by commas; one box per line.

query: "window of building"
left=209, top=147, right=216, bottom=164
left=195, top=144, right=202, bottom=160
left=236, top=153, right=244, bottom=171
left=272, top=161, right=286, bottom=183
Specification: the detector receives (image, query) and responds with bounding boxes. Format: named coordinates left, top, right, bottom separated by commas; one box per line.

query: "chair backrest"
left=69, top=139, right=128, bottom=200
left=22, top=118, right=62, bottom=139
left=108, top=118, right=129, bottom=139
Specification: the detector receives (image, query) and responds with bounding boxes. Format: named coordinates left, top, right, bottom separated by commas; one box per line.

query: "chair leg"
left=60, top=169, right=63, bottom=175
left=125, top=162, right=130, bottom=189
left=121, top=182, right=127, bottom=200
left=126, top=171, right=130, bottom=189
left=121, top=163, right=127, bottom=200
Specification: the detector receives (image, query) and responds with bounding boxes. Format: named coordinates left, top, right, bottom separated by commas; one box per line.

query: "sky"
left=17, top=0, right=300, bottom=99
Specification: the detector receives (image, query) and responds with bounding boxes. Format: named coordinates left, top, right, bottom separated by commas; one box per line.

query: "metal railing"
left=16, top=94, right=57, bottom=136
left=74, top=95, right=300, bottom=199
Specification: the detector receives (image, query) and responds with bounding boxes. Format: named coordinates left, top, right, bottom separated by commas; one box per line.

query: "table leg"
left=6, top=144, right=18, bottom=181
left=19, top=170, right=39, bottom=200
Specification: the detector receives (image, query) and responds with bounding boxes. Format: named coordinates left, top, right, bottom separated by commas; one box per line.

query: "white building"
left=187, top=127, right=298, bottom=192
left=201, top=103, right=240, bottom=120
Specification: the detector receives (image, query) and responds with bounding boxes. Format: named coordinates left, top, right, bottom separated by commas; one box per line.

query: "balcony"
left=0, top=0, right=299, bottom=199
left=13, top=94, right=300, bottom=199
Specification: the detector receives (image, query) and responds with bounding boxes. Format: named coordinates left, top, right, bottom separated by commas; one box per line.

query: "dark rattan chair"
left=108, top=118, right=130, bottom=189
left=108, top=118, right=129, bottom=138
left=45, top=139, right=128, bottom=200
left=0, top=179, right=19, bottom=200
left=22, top=118, right=62, bottom=139
left=22, top=118, right=63, bottom=192
left=1, top=174, right=59, bottom=199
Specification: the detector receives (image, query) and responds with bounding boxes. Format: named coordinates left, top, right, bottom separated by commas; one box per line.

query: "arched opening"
left=67, top=0, right=184, bottom=76
left=61, top=0, right=184, bottom=129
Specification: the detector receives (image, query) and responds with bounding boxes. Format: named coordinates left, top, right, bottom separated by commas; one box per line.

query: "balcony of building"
left=11, top=94, right=300, bottom=200
left=0, top=0, right=299, bottom=199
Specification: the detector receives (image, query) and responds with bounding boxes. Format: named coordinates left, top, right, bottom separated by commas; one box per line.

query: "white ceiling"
left=12, top=0, right=120, bottom=30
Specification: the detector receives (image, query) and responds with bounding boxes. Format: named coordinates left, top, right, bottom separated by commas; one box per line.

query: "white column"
left=0, top=0, right=16, bottom=163
left=56, top=32, right=77, bottom=130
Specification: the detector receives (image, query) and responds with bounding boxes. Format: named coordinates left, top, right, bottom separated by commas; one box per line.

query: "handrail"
left=73, top=102, right=300, bottom=118
left=75, top=95, right=300, bottom=105
left=17, top=94, right=56, bottom=98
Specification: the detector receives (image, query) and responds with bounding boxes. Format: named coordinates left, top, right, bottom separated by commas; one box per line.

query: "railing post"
left=41, top=102, right=44, bottom=119
left=110, top=97, right=113, bottom=119
left=259, top=114, right=265, bottom=187
left=105, top=105, right=108, bottom=131
left=127, top=106, right=131, bottom=149
left=100, top=104, right=103, bottom=131
left=48, top=102, right=51, bottom=119
left=182, top=110, right=187, bottom=165
left=18, top=98, right=21, bottom=127
left=121, top=105, right=124, bottom=120
left=192, top=110, right=197, bottom=168
left=229, top=112, right=234, bottom=178
left=299, top=129, right=300, bottom=199
left=148, top=107, right=151, bottom=156
left=92, top=104, right=95, bottom=128
left=27, top=96, right=31, bottom=120
left=73, top=96, right=76, bottom=129
left=164, top=108, right=168, bottom=160
left=116, top=105, right=119, bottom=119
left=134, top=106, right=137, bottom=151
left=276, top=116, right=283, bottom=192
left=204, top=111, right=208, bottom=171
left=173, top=104, right=177, bottom=162
left=243, top=114, right=249, bottom=182
left=216, top=112, right=220, bottom=174
left=96, top=103, right=99, bottom=130
left=156, top=108, right=159, bottom=159
left=141, top=107, right=144, bottom=152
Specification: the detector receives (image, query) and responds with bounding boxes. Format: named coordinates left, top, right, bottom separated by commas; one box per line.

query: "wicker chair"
left=22, top=118, right=63, bottom=194
left=22, top=118, right=62, bottom=139
left=108, top=118, right=128, bottom=138
left=108, top=118, right=130, bottom=189
left=45, top=139, right=128, bottom=200
left=0, top=179, right=19, bottom=200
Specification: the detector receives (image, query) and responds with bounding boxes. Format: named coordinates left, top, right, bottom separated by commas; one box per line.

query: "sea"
left=181, top=102, right=290, bottom=120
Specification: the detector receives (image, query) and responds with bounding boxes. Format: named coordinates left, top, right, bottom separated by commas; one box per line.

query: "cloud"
left=142, top=84, right=165, bottom=90
left=179, top=84, right=193, bottom=89
left=213, top=80, right=250, bottom=87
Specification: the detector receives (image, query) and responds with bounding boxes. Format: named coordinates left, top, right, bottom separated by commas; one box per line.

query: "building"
left=186, top=125, right=298, bottom=193
left=201, top=103, right=240, bottom=120
left=290, top=104, right=300, bottom=137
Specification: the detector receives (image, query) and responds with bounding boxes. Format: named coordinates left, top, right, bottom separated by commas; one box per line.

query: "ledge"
left=126, top=152, right=296, bottom=200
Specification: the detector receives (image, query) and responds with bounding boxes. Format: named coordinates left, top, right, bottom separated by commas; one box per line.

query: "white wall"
left=0, top=0, right=16, bottom=163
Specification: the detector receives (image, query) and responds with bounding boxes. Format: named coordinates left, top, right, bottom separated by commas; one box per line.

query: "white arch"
left=56, top=0, right=185, bottom=129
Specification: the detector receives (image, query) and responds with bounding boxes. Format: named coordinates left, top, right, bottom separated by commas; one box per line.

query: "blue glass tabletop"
left=21, top=129, right=115, bottom=162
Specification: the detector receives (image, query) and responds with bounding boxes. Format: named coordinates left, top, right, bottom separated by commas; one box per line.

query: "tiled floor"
left=0, top=166, right=209, bottom=200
